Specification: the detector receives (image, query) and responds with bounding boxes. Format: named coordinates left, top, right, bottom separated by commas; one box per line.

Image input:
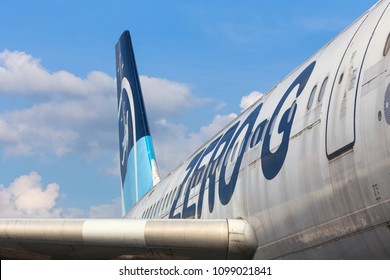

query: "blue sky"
left=0, top=0, right=378, bottom=218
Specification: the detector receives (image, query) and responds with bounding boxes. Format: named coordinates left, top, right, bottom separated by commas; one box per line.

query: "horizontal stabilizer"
left=0, top=219, right=258, bottom=259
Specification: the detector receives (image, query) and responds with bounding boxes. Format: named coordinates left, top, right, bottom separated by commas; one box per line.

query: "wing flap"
left=0, top=219, right=257, bottom=259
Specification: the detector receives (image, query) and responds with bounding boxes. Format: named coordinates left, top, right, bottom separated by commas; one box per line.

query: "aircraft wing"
left=0, top=219, right=258, bottom=259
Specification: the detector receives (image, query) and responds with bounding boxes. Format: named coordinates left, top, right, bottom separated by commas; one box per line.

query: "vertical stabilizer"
left=115, top=31, right=160, bottom=215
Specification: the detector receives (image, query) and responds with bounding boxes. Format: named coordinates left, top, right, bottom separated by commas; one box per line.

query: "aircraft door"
left=326, top=2, right=390, bottom=159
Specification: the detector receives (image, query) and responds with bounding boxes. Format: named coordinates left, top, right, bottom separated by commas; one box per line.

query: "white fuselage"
left=126, top=0, right=390, bottom=259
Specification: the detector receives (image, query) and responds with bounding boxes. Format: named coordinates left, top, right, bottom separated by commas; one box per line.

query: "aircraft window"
left=156, top=200, right=162, bottom=217
left=171, top=187, right=178, bottom=205
left=146, top=207, right=151, bottom=218
left=318, top=77, right=328, bottom=102
left=287, top=101, right=297, bottom=123
left=211, top=159, right=219, bottom=175
left=339, top=73, right=344, bottom=84
left=159, top=198, right=164, bottom=213
left=260, top=120, right=269, bottom=142
left=268, top=117, right=276, bottom=136
left=164, top=198, right=169, bottom=211
left=161, top=196, right=166, bottom=211
left=167, top=190, right=173, bottom=207
left=384, top=33, right=390, bottom=56
left=150, top=204, right=155, bottom=218
left=246, top=131, right=254, bottom=151
left=160, top=200, right=165, bottom=216
left=195, top=168, right=204, bottom=186
left=152, top=206, right=155, bottom=218
left=154, top=202, right=159, bottom=217
left=239, top=138, right=247, bottom=156
left=231, top=141, right=239, bottom=162
left=223, top=145, right=232, bottom=167
left=163, top=194, right=169, bottom=210
left=307, top=85, right=317, bottom=110
left=160, top=198, right=165, bottom=214
left=156, top=201, right=161, bottom=217
left=250, top=125, right=261, bottom=148
left=154, top=203, right=159, bottom=218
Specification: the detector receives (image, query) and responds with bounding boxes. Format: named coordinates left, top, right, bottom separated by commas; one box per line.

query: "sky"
left=0, top=0, right=379, bottom=218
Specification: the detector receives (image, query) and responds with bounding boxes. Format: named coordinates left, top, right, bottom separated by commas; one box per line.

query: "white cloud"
left=103, top=152, right=120, bottom=176
left=0, top=49, right=114, bottom=96
left=196, top=113, right=237, bottom=139
left=141, top=76, right=209, bottom=119
left=0, top=171, right=122, bottom=218
left=240, top=91, right=263, bottom=112
left=214, top=102, right=227, bottom=111
left=61, top=208, right=86, bottom=219
left=153, top=113, right=237, bottom=176
left=88, top=197, right=122, bottom=218
left=299, top=17, right=351, bottom=33
left=0, top=96, right=116, bottom=157
left=0, top=172, right=62, bottom=218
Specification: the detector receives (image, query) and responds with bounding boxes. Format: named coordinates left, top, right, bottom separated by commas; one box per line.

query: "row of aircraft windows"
left=306, top=31, right=390, bottom=111
left=142, top=186, right=179, bottom=219
left=307, top=76, right=328, bottom=110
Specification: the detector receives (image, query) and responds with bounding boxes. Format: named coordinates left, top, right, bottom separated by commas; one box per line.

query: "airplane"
left=1, top=0, right=390, bottom=259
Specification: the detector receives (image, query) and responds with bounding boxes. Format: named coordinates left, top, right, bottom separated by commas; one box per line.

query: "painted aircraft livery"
left=1, top=0, right=390, bottom=259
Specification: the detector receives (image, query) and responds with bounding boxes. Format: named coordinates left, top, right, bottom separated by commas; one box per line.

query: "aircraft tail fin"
left=115, top=30, right=160, bottom=216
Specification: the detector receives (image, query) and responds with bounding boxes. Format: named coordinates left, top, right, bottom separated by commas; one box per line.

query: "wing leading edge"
left=0, top=219, right=257, bottom=259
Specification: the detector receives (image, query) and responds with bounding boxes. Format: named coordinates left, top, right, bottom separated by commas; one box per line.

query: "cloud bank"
left=0, top=172, right=61, bottom=218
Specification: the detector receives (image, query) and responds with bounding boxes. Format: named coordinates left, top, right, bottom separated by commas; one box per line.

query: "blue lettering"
left=261, top=61, right=316, bottom=179
left=218, top=104, right=262, bottom=205
left=169, top=150, right=204, bottom=219
left=197, top=123, right=239, bottom=217
left=182, top=156, right=207, bottom=219
left=250, top=119, right=268, bottom=148
left=171, top=61, right=316, bottom=218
